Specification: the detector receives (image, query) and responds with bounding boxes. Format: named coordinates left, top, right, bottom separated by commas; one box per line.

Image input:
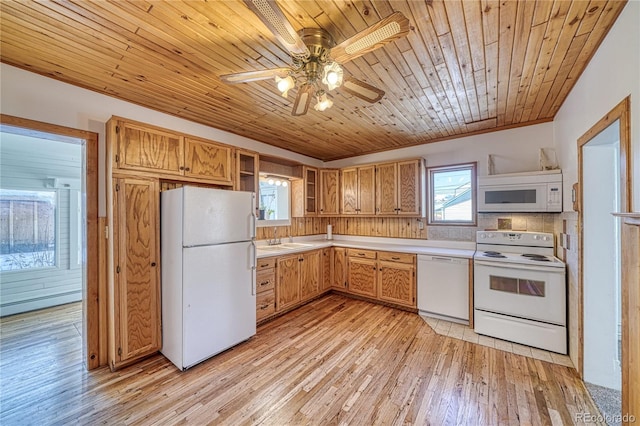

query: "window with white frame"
left=428, top=163, right=477, bottom=225
left=258, top=176, right=291, bottom=226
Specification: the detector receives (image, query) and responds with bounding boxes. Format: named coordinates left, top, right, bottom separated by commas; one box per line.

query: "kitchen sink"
left=256, top=242, right=314, bottom=252
left=279, top=242, right=313, bottom=249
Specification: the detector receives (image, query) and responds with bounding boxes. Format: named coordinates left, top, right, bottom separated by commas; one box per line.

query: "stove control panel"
left=477, top=231, right=554, bottom=247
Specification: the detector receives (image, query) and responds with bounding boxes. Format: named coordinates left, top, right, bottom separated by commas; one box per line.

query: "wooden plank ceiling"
left=0, top=1, right=627, bottom=161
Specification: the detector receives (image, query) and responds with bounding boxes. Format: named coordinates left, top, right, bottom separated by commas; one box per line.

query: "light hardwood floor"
left=0, top=295, right=602, bottom=425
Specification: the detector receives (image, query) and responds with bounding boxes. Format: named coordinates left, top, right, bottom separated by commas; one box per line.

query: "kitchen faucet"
left=268, top=227, right=281, bottom=245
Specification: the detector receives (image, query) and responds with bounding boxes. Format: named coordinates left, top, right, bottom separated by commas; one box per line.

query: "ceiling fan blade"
left=291, top=84, right=315, bottom=116
left=219, top=68, right=290, bottom=84
left=244, top=0, right=310, bottom=58
left=330, top=12, right=410, bottom=64
left=340, top=77, right=385, bottom=103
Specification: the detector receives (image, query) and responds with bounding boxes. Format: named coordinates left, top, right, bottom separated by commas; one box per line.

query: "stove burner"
left=522, top=254, right=551, bottom=262
left=483, top=251, right=506, bottom=258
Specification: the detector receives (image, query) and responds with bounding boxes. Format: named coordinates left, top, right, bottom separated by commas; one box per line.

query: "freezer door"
left=182, top=241, right=256, bottom=369
left=182, top=186, right=255, bottom=246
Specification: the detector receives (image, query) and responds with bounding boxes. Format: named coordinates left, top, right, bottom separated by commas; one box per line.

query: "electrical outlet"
left=418, top=220, right=424, bottom=229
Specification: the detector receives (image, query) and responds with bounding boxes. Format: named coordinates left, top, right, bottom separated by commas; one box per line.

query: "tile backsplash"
left=427, top=213, right=559, bottom=242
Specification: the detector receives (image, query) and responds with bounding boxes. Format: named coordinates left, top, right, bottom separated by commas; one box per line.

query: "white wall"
left=0, top=64, right=322, bottom=216
left=554, top=1, right=640, bottom=210
left=325, top=122, right=555, bottom=177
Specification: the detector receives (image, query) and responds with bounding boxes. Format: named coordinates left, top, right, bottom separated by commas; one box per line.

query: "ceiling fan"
left=220, top=0, right=411, bottom=116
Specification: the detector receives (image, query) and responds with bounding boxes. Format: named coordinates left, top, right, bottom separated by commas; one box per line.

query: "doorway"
left=577, top=97, right=631, bottom=419
left=0, top=114, right=99, bottom=370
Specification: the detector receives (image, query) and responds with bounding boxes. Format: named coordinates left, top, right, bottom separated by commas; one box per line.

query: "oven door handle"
left=474, top=260, right=564, bottom=273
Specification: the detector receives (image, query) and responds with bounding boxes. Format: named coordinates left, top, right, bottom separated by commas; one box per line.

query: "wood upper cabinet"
left=332, top=247, right=347, bottom=290
left=183, top=137, right=233, bottom=184
left=116, top=120, right=183, bottom=175
left=111, top=117, right=233, bottom=185
left=319, top=169, right=339, bottom=215
left=376, top=162, right=398, bottom=215
left=292, top=166, right=318, bottom=217
left=397, top=160, right=421, bottom=216
left=276, top=254, right=300, bottom=312
left=376, top=159, right=422, bottom=216
left=110, top=177, right=161, bottom=370
left=300, top=250, right=320, bottom=302
left=341, top=165, right=376, bottom=215
left=235, top=150, right=259, bottom=194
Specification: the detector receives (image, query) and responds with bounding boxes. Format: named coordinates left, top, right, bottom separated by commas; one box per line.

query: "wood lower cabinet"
left=345, top=249, right=416, bottom=308
left=348, top=257, right=378, bottom=297
left=332, top=247, right=347, bottom=290
left=110, top=177, right=161, bottom=370
left=277, top=255, right=301, bottom=312
left=300, top=250, right=321, bottom=301
left=321, top=248, right=332, bottom=292
left=378, top=261, right=414, bottom=305
left=276, top=249, right=322, bottom=313
left=256, top=257, right=276, bottom=322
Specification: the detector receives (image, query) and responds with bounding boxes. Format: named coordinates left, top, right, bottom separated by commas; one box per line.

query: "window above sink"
left=257, top=175, right=291, bottom=227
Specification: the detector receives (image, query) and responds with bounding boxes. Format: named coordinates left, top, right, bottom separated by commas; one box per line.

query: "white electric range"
left=473, top=231, right=567, bottom=354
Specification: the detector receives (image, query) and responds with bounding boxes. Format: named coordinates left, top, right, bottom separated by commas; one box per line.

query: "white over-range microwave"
left=478, top=170, right=562, bottom=213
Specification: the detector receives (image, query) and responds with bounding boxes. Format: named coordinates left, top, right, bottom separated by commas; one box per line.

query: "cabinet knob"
left=179, top=166, right=185, bottom=171
left=185, top=167, right=191, bottom=171
left=151, top=262, right=157, bottom=267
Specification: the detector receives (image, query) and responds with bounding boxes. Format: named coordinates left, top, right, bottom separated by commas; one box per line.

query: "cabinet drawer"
left=378, top=251, right=415, bottom=264
left=256, top=270, right=275, bottom=293
left=257, top=257, right=276, bottom=270
left=347, top=249, right=377, bottom=259
left=256, top=289, right=275, bottom=320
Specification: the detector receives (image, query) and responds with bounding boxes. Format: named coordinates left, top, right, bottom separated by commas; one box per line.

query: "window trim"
left=427, top=162, right=477, bottom=226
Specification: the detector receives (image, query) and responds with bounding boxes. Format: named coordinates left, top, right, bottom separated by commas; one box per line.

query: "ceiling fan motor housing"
left=295, top=28, right=335, bottom=82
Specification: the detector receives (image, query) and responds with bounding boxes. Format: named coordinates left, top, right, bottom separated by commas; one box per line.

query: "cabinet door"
left=300, top=250, right=320, bottom=302
left=184, top=137, right=233, bottom=184
left=376, top=162, right=398, bottom=215
left=358, top=165, right=377, bottom=215
left=321, top=248, right=332, bottom=292
left=341, top=168, right=358, bottom=215
left=277, top=255, right=300, bottom=311
left=319, top=169, right=339, bottom=215
left=117, top=121, right=183, bottom=175
left=397, top=159, right=421, bottom=216
left=304, top=167, right=318, bottom=215
left=332, top=247, right=347, bottom=290
left=112, top=177, right=161, bottom=368
left=378, top=261, right=415, bottom=307
left=236, top=150, right=259, bottom=194
left=348, top=257, right=377, bottom=297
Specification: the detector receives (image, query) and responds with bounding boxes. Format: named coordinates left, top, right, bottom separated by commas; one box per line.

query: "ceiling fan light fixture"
left=275, top=75, right=295, bottom=97
left=314, top=92, right=333, bottom=112
left=322, top=62, right=343, bottom=91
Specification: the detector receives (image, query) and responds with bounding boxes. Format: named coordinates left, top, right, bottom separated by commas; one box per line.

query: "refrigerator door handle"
left=251, top=241, right=257, bottom=295
left=250, top=213, right=256, bottom=239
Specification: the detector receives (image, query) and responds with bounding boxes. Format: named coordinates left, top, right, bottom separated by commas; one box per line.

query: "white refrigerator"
left=161, top=186, right=257, bottom=370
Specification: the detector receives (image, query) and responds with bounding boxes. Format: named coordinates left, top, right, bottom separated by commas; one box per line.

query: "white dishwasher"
left=417, top=255, right=470, bottom=323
